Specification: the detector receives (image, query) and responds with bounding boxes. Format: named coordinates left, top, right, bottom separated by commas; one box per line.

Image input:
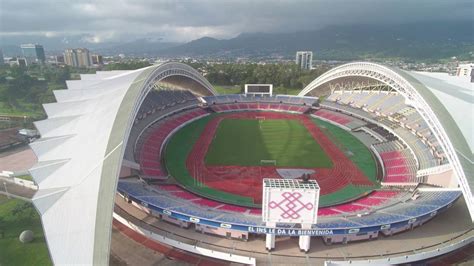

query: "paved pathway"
left=0, top=145, right=37, bottom=173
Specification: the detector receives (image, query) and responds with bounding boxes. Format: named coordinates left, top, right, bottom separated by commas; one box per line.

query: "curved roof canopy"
left=299, top=62, right=473, bottom=221
left=28, top=62, right=216, bottom=265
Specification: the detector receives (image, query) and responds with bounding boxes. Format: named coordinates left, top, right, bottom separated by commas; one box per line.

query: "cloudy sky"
left=0, top=0, right=473, bottom=43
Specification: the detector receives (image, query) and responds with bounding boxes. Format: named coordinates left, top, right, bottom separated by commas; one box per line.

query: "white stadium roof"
left=29, top=62, right=216, bottom=265
left=409, top=71, right=473, bottom=152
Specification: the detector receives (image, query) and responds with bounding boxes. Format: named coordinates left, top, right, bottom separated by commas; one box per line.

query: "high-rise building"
left=76, top=48, right=91, bottom=67
left=91, top=54, right=103, bottom=65
left=55, top=55, right=65, bottom=64
left=296, top=51, right=313, bottom=70
left=456, top=63, right=474, bottom=83
left=64, top=48, right=91, bottom=67
left=64, top=49, right=78, bottom=67
left=0, top=49, right=4, bottom=65
left=20, top=43, right=46, bottom=64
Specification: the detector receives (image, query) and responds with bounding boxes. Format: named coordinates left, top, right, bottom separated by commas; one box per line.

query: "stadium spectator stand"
left=117, top=89, right=462, bottom=245
left=323, top=90, right=446, bottom=171
left=137, top=108, right=208, bottom=178
left=312, top=109, right=366, bottom=129
left=203, top=94, right=317, bottom=114
left=117, top=177, right=460, bottom=241
left=124, top=89, right=201, bottom=162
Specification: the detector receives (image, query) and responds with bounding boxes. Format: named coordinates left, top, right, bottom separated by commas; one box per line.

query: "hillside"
left=157, top=21, right=474, bottom=60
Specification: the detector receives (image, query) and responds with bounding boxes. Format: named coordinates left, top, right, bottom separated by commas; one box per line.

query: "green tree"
left=0, top=216, right=4, bottom=238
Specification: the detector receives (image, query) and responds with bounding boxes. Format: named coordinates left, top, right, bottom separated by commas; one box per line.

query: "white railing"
left=416, top=164, right=452, bottom=177
left=325, top=232, right=473, bottom=265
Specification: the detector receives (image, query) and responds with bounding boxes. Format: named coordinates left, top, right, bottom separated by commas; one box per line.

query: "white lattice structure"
left=28, top=62, right=216, bottom=265
left=262, top=179, right=320, bottom=252
left=299, top=62, right=473, bottom=221
left=262, top=179, right=320, bottom=224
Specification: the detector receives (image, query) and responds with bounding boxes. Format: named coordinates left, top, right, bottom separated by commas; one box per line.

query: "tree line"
left=188, top=62, right=330, bottom=90
left=0, top=61, right=328, bottom=117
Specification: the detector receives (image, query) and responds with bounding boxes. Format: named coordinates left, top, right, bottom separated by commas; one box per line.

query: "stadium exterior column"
left=265, top=222, right=276, bottom=251
left=299, top=223, right=311, bottom=252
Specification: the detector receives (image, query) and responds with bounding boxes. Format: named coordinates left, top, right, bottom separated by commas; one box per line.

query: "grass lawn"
left=205, top=119, right=332, bottom=168
left=212, top=85, right=242, bottom=95
left=14, top=175, right=33, bottom=181
left=0, top=102, right=43, bottom=117
left=0, top=195, right=51, bottom=266
left=272, top=87, right=301, bottom=96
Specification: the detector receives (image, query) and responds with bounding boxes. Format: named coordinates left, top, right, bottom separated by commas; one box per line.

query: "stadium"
left=27, top=62, right=472, bottom=265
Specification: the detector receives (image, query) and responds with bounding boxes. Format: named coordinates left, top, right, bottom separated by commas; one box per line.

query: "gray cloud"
left=0, top=0, right=472, bottom=43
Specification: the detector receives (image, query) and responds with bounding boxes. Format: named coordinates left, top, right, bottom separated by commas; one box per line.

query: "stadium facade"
left=28, top=62, right=473, bottom=265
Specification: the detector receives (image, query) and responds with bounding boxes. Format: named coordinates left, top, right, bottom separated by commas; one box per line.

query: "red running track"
left=186, top=112, right=373, bottom=204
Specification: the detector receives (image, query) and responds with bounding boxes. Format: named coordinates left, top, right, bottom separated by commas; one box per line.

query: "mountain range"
left=1, top=21, right=472, bottom=60
left=156, top=21, right=474, bottom=60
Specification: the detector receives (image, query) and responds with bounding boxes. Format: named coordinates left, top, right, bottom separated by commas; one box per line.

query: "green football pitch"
left=165, top=114, right=379, bottom=207
left=204, top=119, right=333, bottom=168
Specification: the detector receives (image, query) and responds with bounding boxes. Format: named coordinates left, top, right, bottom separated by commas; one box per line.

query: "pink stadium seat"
left=249, top=209, right=262, bottom=215
left=156, top=185, right=182, bottom=192
left=314, top=110, right=352, bottom=125
left=334, top=203, right=369, bottom=213
left=171, top=191, right=200, bottom=200
left=217, top=204, right=249, bottom=213
left=138, top=109, right=207, bottom=179
left=379, top=150, right=416, bottom=183
left=353, top=196, right=387, bottom=206
left=318, top=208, right=340, bottom=216
left=193, top=199, right=222, bottom=208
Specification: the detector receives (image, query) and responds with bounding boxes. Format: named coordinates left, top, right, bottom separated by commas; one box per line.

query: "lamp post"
left=3, top=182, right=10, bottom=199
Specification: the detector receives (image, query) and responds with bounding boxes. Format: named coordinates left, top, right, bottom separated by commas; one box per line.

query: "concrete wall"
left=195, top=224, right=249, bottom=240
left=427, top=169, right=458, bottom=188
left=113, top=212, right=256, bottom=265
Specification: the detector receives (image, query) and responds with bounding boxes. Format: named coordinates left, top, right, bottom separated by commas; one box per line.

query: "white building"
left=455, top=64, right=474, bottom=82
left=20, top=43, right=46, bottom=64
left=8, top=57, right=27, bottom=67
left=64, top=48, right=92, bottom=67
left=296, top=51, right=313, bottom=70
